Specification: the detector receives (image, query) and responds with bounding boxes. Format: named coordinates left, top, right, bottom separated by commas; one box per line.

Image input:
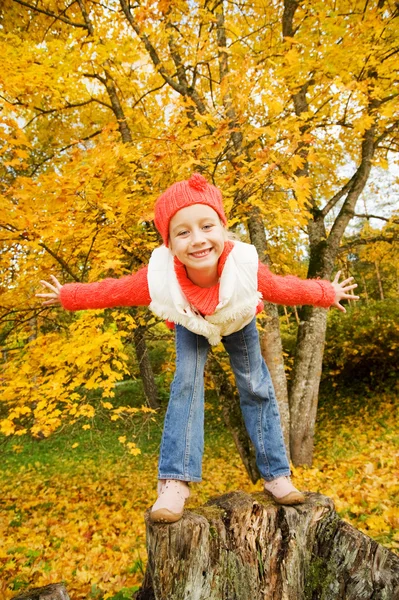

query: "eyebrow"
left=171, top=216, right=218, bottom=234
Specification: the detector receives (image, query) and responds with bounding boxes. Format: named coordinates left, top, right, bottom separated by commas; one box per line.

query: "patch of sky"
left=326, top=157, right=399, bottom=234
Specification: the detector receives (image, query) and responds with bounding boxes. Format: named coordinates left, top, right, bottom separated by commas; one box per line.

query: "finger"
left=335, top=302, right=346, bottom=313
left=341, top=283, right=358, bottom=292
left=339, top=276, right=354, bottom=286
left=40, top=280, right=58, bottom=294
left=50, top=275, right=62, bottom=289
left=333, top=270, right=341, bottom=284
left=36, top=293, right=55, bottom=298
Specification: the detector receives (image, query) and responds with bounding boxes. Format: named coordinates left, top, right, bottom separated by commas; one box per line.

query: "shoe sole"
left=149, top=508, right=183, bottom=523
left=264, top=490, right=306, bottom=505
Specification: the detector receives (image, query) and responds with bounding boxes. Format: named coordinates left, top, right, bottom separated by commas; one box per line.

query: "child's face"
left=169, top=204, right=227, bottom=276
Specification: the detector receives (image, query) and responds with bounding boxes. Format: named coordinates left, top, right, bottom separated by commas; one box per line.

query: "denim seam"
left=158, top=359, right=179, bottom=475
left=158, top=473, right=202, bottom=483
left=240, top=328, right=270, bottom=477
left=183, top=334, right=201, bottom=479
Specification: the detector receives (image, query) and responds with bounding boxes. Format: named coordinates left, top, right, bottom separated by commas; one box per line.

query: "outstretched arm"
left=257, top=263, right=359, bottom=309
left=36, top=267, right=151, bottom=311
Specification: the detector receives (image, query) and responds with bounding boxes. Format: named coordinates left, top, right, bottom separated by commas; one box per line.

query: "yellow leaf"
left=366, top=515, right=390, bottom=533
left=1, top=420, right=15, bottom=435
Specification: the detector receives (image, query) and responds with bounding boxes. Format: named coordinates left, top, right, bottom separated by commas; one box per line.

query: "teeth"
left=192, top=249, right=210, bottom=257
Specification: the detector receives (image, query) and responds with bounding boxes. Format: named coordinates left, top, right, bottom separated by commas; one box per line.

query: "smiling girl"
left=37, top=173, right=358, bottom=524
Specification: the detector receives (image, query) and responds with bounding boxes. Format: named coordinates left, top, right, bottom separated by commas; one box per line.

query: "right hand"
left=36, top=275, right=63, bottom=306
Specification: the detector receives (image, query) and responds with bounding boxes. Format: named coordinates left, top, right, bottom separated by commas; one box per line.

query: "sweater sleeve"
left=59, top=266, right=151, bottom=311
left=257, top=262, right=335, bottom=308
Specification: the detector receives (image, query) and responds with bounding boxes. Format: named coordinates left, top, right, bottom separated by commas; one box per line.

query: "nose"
left=191, top=228, right=206, bottom=246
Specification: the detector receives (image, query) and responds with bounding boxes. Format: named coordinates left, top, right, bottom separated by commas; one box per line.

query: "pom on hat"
left=154, top=173, right=227, bottom=246
left=188, top=173, right=208, bottom=192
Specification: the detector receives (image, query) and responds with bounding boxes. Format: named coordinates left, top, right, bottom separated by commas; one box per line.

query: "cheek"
left=168, top=237, right=175, bottom=253
left=219, top=228, right=228, bottom=244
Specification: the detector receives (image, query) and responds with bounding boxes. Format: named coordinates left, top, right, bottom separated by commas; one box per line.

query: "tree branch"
left=12, top=0, right=88, bottom=28
left=374, top=119, right=399, bottom=147
left=282, top=0, right=299, bottom=38
left=131, top=82, right=167, bottom=110
left=353, top=213, right=399, bottom=223
left=24, top=99, right=99, bottom=128
left=327, top=123, right=376, bottom=251
left=119, top=0, right=186, bottom=95
left=30, top=130, right=103, bottom=176
left=83, top=72, right=107, bottom=84
left=339, top=234, right=398, bottom=251
left=320, top=172, right=357, bottom=217
left=38, top=243, right=80, bottom=281
left=81, top=231, right=99, bottom=281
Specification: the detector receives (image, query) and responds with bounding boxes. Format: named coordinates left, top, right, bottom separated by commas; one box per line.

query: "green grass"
left=0, top=383, right=231, bottom=477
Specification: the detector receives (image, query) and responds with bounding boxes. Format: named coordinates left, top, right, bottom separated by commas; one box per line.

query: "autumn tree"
left=0, top=0, right=398, bottom=465
left=339, top=217, right=399, bottom=302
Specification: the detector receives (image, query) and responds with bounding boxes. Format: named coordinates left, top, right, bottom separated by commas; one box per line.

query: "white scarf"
left=147, top=241, right=261, bottom=345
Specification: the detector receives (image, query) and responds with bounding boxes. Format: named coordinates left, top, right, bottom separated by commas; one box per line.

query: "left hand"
left=331, top=270, right=359, bottom=313
left=36, top=275, right=63, bottom=306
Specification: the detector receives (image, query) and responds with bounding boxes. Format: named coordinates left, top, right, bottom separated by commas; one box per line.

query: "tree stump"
left=12, top=584, right=70, bottom=600
left=136, top=491, right=399, bottom=600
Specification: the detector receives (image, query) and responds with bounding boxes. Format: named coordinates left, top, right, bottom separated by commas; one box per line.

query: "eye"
left=202, top=224, right=214, bottom=230
left=177, top=230, right=189, bottom=237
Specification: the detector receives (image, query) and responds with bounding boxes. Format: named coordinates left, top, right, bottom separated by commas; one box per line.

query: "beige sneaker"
left=150, top=479, right=190, bottom=523
left=264, top=476, right=305, bottom=505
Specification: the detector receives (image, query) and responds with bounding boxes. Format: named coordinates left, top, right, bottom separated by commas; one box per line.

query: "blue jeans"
left=158, top=318, right=290, bottom=482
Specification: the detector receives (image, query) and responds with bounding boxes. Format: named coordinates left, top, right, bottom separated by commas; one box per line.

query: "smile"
left=190, top=248, right=212, bottom=258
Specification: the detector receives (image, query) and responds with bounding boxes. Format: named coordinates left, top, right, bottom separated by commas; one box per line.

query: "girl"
left=37, top=173, right=358, bottom=524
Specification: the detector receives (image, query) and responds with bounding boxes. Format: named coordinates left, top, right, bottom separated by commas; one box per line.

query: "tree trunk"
left=361, top=273, right=370, bottom=305
left=289, top=306, right=328, bottom=466
left=375, top=261, right=385, bottom=300
left=247, top=206, right=291, bottom=459
left=12, top=584, right=70, bottom=600
left=261, top=305, right=291, bottom=456
left=137, top=491, right=399, bottom=600
left=132, top=322, right=159, bottom=410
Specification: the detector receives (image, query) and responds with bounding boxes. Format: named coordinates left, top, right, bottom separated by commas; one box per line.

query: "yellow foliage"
left=0, top=313, right=135, bottom=438
left=1, top=1, right=397, bottom=451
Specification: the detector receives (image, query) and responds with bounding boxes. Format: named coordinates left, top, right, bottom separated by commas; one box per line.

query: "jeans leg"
left=222, top=319, right=290, bottom=481
left=158, top=325, right=209, bottom=482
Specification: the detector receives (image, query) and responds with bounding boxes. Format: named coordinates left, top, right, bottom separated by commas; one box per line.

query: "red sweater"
left=60, top=242, right=335, bottom=313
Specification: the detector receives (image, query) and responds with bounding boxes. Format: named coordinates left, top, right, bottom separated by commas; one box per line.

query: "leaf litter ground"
left=0, top=389, right=397, bottom=599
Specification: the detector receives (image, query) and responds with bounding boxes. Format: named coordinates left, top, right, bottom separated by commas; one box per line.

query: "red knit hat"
left=154, top=173, right=227, bottom=246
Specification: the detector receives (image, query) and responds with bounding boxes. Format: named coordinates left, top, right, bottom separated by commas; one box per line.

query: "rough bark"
left=282, top=0, right=379, bottom=467
left=133, top=322, right=160, bottom=410
left=289, top=135, right=374, bottom=466
left=248, top=206, right=291, bottom=458
left=137, top=491, right=399, bottom=600
left=289, top=307, right=328, bottom=466
left=12, top=584, right=70, bottom=600
left=375, top=261, right=385, bottom=300
left=260, top=307, right=291, bottom=454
